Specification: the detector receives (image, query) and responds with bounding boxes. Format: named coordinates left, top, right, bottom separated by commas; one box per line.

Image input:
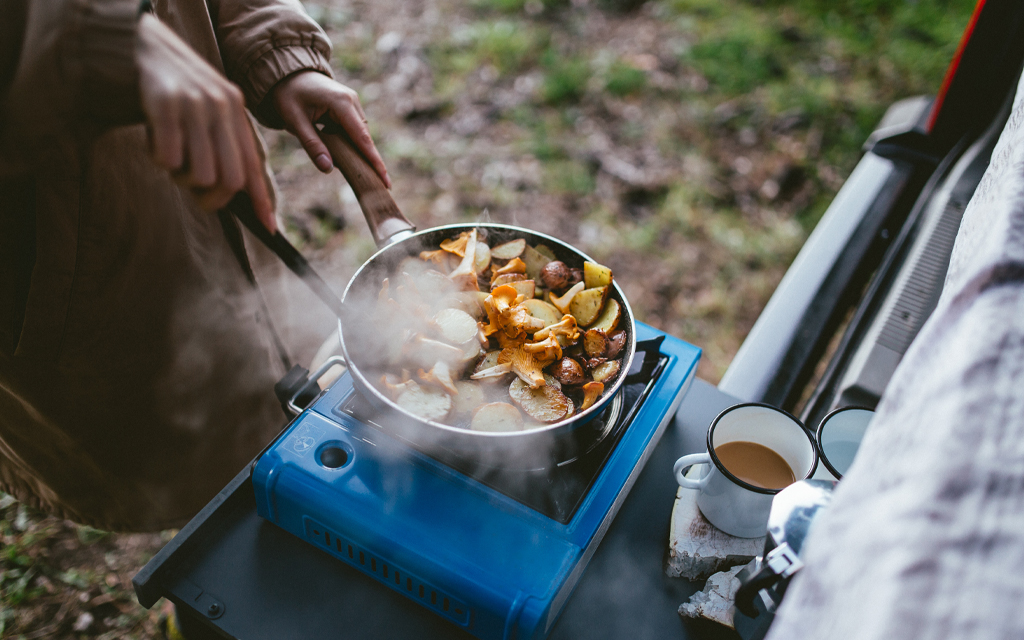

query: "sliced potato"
left=434, top=308, right=479, bottom=346
left=471, top=351, right=511, bottom=383
left=591, top=360, right=621, bottom=384
left=583, top=329, right=610, bottom=357
left=522, top=244, right=552, bottom=281
left=396, top=383, right=452, bottom=421
left=508, top=378, right=570, bottom=423
left=491, top=273, right=527, bottom=289
left=534, top=244, right=557, bottom=260
left=471, top=402, right=524, bottom=432
left=405, top=336, right=467, bottom=368
left=542, top=372, right=562, bottom=390
left=399, top=255, right=434, bottom=276
left=476, top=350, right=502, bottom=372
left=588, top=298, right=621, bottom=332
left=452, top=381, right=486, bottom=415
left=507, top=279, right=536, bottom=301
left=570, top=286, right=608, bottom=326
left=473, top=291, right=491, bottom=317
left=522, top=299, right=562, bottom=327
left=583, top=261, right=613, bottom=289
left=474, top=241, right=492, bottom=273
left=461, top=341, right=483, bottom=362
left=447, top=291, right=486, bottom=320
left=490, top=239, right=526, bottom=260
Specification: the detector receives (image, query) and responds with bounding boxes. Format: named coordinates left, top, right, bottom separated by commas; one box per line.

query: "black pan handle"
left=225, top=191, right=346, bottom=319
left=226, top=119, right=414, bottom=319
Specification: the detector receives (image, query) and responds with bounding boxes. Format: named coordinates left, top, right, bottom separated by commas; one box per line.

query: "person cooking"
left=0, top=0, right=389, bottom=532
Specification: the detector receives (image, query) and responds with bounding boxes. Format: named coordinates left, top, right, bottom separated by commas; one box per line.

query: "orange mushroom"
left=533, top=314, right=580, bottom=347
left=579, top=381, right=605, bottom=411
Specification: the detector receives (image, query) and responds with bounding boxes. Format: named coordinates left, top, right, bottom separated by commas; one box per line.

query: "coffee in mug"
left=674, top=403, right=818, bottom=538
left=714, top=441, right=796, bottom=490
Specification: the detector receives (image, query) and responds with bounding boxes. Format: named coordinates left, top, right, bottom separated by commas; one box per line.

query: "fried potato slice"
left=509, top=377, right=570, bottom=423
left=588, top=298, right=621, bottom=333
left=591, top=360, right=621, bottom=384
left=570, top=286, right=608, bottom=326
left=471, top=402, right=525, bottom=432
left=396, top=383, right=452, bottom=421
left=491, top=239, right=527, bottom=260
left=583, top=261, right=613, bottom=289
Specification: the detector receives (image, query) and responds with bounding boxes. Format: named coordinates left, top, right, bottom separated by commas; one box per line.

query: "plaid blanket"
left=767, top=72, right=1024, bottom=640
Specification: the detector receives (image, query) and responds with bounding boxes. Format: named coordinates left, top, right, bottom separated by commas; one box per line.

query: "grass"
left=605, top=61, right=648, bottom=97
left=0, top=495, right=166, bottom=637
left=542, top=53, right=591, bottom=104
left=432, top=19, right=549, bottom=80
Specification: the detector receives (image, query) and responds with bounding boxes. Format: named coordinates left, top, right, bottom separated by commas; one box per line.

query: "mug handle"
left=674, top=453, right=712, bottom=489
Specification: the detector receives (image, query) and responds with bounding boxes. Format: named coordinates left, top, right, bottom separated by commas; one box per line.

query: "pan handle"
left=286, top=355, right=348, bottom=415
left=318, top=121, right=416, bottom=248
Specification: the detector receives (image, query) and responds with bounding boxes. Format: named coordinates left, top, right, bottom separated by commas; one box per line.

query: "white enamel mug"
left=674, top=403, right=818, bottom=538
left=815, top=406, right=874, bottom=479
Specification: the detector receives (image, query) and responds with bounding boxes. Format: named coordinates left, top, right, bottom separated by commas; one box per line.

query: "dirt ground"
left=1, top=0, right=971, bottom=637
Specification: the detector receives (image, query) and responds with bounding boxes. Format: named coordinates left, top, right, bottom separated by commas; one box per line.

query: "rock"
left=376, top=31, right=402, bottom=54
left=665, top=468, right=765, bottom=580
left=678, top=565, right=744, bottom=629
left=73, top=612, right=94, bottom=632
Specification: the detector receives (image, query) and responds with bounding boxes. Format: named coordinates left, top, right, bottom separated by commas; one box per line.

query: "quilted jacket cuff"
left=244, top=44, right=334, bottom=129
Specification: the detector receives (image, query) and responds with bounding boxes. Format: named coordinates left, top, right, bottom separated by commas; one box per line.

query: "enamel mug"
left=674, top=403, right=818, bottom=538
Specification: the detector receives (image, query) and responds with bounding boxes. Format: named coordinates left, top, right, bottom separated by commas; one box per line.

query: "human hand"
left=136, top=14, right=275, bottom=232
left=269, top=71, right=391, bottom=189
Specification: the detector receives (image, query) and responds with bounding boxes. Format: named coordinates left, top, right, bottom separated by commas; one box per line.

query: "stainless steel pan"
left=231, top=124, right=636, bottom=466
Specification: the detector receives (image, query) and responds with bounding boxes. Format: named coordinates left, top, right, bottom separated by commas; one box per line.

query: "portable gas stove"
left=251, top=322, right=699, bottom=640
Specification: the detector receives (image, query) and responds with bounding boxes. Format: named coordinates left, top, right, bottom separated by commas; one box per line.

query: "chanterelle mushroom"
left=522, top=335, right=562, bottom=363
left=491, top=257, right=527, bottom=280
left=549, top=281, right=585, bottom=314
left=498, top=343, right=558, bottom=388
left=440, top=230, right=474, bottom=256
left=484, top=284, right=545, bottom=339
left=579, top=381, right=605, bottom=411
left=447, top=229, right=479, bottom=291
left=533, top=314, right=580, bottom=347
left=419, top=249, right=451, bottom=269
left=418, top=361, right=458, bottom=395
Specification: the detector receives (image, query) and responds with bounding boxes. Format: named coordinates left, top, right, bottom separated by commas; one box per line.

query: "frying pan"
left=229, top=123, right=636, bottom=466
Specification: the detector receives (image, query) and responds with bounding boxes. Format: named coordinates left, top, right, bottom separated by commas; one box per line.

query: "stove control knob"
left=319, top=446, right=349, bottom=469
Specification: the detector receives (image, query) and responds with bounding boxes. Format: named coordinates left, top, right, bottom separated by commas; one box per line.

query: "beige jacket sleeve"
left=210, top=0, right=334, bottom=128
left=0, top=0, right=142, bottom=169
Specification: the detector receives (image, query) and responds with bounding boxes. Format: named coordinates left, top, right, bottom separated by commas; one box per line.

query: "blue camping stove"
left=252, top=323, right=700, bottom=640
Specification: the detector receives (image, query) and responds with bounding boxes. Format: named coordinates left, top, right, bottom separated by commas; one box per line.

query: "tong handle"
left=318, top=121, right=415, bottom=247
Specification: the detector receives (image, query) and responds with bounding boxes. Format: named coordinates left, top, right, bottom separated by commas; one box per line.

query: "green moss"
left=542, top=160, right=595, bottom=194
left=605, top=61, right=648, bottom=97
left=429, top=20, right=547, bottom=81
left=542, top=54, right=591, bottom=104
left=473, top=21, right=548, bottom=74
